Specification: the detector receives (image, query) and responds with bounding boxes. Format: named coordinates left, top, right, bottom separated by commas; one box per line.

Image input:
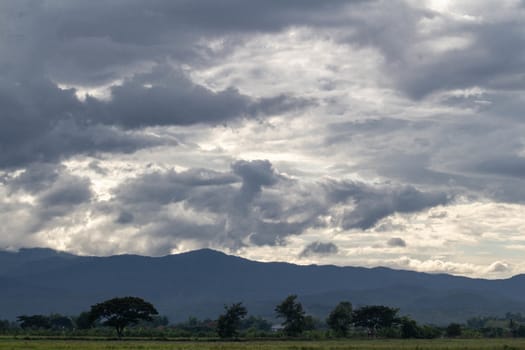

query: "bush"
left=446, top=323, right=462, bottom=337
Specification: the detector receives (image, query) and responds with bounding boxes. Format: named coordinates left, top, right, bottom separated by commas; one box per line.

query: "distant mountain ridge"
left=1, top=248, right=524, bottom=324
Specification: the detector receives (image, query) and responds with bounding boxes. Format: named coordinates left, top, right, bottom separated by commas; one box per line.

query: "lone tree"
left=352, top=305, right=399, bottom=337
left=89, top=296, right=158, bottom=337
left=327, top=301, right=353, bottom=337
left=216, top=302, right=248, bottom=338
left=275, top=294, right=306, bottom=336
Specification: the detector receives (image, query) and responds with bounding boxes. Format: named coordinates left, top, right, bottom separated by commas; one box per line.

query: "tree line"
left=3, top=295, right=525, bottom=339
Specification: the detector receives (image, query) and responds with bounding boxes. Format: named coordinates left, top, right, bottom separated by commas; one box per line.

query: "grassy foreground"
left=1, top=339, right=525, bottom=350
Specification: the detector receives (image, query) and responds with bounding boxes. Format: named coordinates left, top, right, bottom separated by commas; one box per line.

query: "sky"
left=1, top=0, right=525, bottom=279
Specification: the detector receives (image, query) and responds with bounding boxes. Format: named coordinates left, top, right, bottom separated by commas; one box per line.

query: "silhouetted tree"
left=49, top=314, right=74, bottom=330
left=303, top=315, right=318, bottom=331
left=275, top=295, right=306, bottom=336
left=148, top=315, right=170, bottom=327
left=239, top=316, right=272, bottom=332
left=327, top=301, right=353, bottom=337
left=514, top=325, right=525, bottom=337
left=446, top=322, right=462, bottom=337
left=420, top=324, right=442, bottom=339
left=89, top=296, right=158, bottom=337
left=176, top=316, right=216, bottom=335
left=0, top=320, right=10, bottom=333
left=17, top=315, right=51, bottom=330
left=216, top=302, right=248, bottom=338
left=399, top=316, right=421, bottom=338
left=75, top=311, right=93, bottom=330
left=352, top=305, right=399, bottom=337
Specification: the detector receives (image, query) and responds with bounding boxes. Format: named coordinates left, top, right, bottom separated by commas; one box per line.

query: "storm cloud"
left=85, top=67, right=312, bottom=129
left=325, top=181, right=450, bottom=230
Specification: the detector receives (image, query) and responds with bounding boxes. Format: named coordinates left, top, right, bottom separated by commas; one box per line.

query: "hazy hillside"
left=1, top=248, right=524, bottom=324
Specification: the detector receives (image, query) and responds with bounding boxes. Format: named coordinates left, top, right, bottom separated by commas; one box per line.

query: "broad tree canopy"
left=89, top=296, right=158, bottom=337
left=352, top=305, right=399, bottom=336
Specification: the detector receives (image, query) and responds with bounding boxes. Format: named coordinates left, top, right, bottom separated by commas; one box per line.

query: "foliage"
left=352, top=305, right=399, bottom=336
left=5, top=339, right=525, bottom=350
left=0, top=319, right=11, bottom=333
left=239, top=315, right=272, bottom=332
left=48, top=314, right=74, bottom=330
left=217, top=302, right=248, bottom=338
left=506, top=313, right=525, bottom=323
left=466, top=313, right=525, bottom=338
left=7, top=297, right=525, bottom=340
left=135, top=315, right=170, bottom=328
left=420, top=324, right=442, bottom=339
left=88, top=296, right=159, bottom=337
left=446, top=323, right=462, bottom=337
left=74, top=311, right=93, bottom=330
left=174, top=316, right=216, bottom=337
left=327, top=301, right=353, bottom=337
left=17, top=314, right=75, bottom=331
left=399, top=316, right=420, bottom=338
left=17, top=315, right=51, bottom=330
left=275, top=295, right=307, bottom=336
left=303, top=315, right=319, bottom=331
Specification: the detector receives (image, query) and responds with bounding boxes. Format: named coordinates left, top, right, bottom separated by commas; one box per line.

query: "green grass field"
left=1, top=339, right=525, bottom=350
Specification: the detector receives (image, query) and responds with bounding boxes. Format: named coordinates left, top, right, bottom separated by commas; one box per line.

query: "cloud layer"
left=1, top=0, right=525, bottom=278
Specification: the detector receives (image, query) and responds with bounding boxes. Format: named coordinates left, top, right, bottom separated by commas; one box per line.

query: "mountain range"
left=1, top=248, right=524, bottom=325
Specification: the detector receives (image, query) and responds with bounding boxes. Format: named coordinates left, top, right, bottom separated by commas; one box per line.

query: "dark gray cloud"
left=1, top=122, right=168, bottom=169
left=325, top=181, right=450, bottom=230
left=232, top=159, right=281, bottom=205
left=85, top=67, right=312, bottom=129
left=3, top=0, right=523, bottom=174
left=474, top=156, right=525, bottom=179
left=4, top=0, right=525, bottom=103
left=108, top=160, right=452, bottom=251
left=327, top=1, right=525, bottom=99
left=3, top=165, right=93, bottom=236
left=88, top=161, right=108, bottom=175
left=113, top=160, right=296, bottom=248
left=2, top=0, right=525, bottom=271
left=387, top=237, right=406, bottom=247
left=116, top=211, right=134, bottom=225
left=39, top=175, right=92, bottom=208
left=0, top=77, right=75, bottom=167
left=92, top=76, right=250, bottom=129
left=7, top=162, right=92, bottom=216
left=110, top=161, right=279, bottom=247
left=1, top=0, right=329, bottom=170
left=321, top=113, right=525, bottom=208
left=0, top=65, right=310, bottom=169
left=1, top=0, right=356, bottom=86
left=0, top=74, right=171, bottom=168
left=6, top=163, right=92, bottom=207
left=7, top=163, right=61, bottom=194
left=300, top=241, right=339, bottom=258
left=115, top=167, right=239, bottom=205
left=324, top=118, right=411, bottom=146
left=398, top=20, right=525, bottom=99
